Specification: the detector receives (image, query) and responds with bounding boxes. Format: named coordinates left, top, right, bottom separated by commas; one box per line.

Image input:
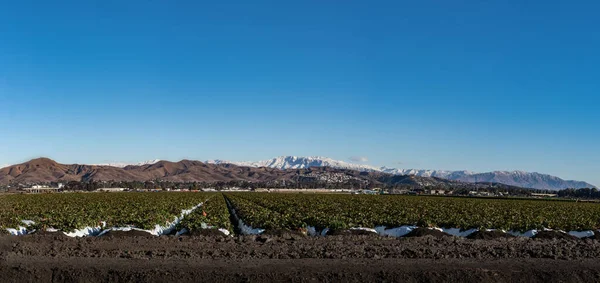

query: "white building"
left=98, top=188, right=126, bottom=192
left=23, top=186, right=60, bottom=194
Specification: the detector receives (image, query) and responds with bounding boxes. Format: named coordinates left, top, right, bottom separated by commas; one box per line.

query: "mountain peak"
left=22, top=157, right=60, bottom=167
left=93, top=159, right=162, bottom=168
left=207, top=156, right=381, bottom=172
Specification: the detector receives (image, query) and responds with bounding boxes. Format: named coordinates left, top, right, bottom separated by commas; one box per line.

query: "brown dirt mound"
left=262, top=229, right=307, bottom=238
left=467, top=230, right=515, bottom=240
left=533, top=230, right=578, bottom=240
left=326, top=229, right=379, bottom=236
left=404, top=228, right=452, bottom=238
left=100, top=230, right=155, bottom=238
left=29, top=230, right=66, bottom=236
left=21, top=230, right=69, bottom=240
left=185, top=229, right=229, bottom=237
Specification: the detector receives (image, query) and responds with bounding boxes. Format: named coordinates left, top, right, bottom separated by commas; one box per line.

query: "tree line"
left=557, top=188, right=600, bottom=199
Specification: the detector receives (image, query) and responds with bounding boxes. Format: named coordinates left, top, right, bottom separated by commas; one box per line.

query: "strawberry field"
left=0, top=192, right=221, bottom=234
left=225, top=193, right=600, bottom=232
left=2, top=192, right=600, bottom=236
left=176, top=192, right=233, bottom=233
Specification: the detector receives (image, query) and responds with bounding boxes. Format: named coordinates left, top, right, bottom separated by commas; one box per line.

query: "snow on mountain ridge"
left=207, top=156, right=381, bottom=172
left=2, top=156, right=594, bottom=190
left=93, top=159, right=162, bottom=168
left=207, top=156, right=595, bottom=190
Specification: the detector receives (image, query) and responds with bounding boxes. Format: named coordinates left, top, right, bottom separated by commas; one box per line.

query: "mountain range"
left=0, top=156, right=594, bottom=190
left=0, top=157, right=519, bottom=191
left=206, top=156, right=596, bottom=190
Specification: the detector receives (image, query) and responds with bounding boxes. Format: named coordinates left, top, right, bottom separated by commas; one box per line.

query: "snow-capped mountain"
left=208, top=156, right=596, bottom=190
left=379, top=168, right=475, bottom=179
left=93, top=159, right=161, bottom=168
left=208, top=156, right=382, bottom=172
left=3, top=156, right=594, bottom=190
left=450, top=171, right=595, bottom=191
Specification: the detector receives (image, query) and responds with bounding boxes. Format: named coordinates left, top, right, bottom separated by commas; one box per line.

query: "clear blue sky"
left=0, top=1, right=598, bottom=185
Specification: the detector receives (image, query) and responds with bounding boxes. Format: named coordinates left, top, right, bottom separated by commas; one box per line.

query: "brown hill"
left=0, top=158, right=318, bottom=185
left=0, top=158, right=82, bottom=184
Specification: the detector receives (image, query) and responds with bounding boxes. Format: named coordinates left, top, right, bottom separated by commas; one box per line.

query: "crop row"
left=177, top=193, right=233, bottom=233
left=4, top=192, right=600, bottom=235
left=226, top=194, right=293, bottom=230
left=226, top=193, right=600, bottom=232
left=0, top=192, right=214, bottom=232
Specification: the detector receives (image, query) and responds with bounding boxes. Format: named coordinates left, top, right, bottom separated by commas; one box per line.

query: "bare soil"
left=2, top=233, right=600, bottom=282
left=467, top=230, right=515, bottom=240
left=325, top=229, right=377, bottom=236
left=533, top=230, right=579, bottom=240
left=404, top=227, right=451, bottom=237
left=99, top=230, right=156, bottom=238
left=184, top=228, right=230, bottom=237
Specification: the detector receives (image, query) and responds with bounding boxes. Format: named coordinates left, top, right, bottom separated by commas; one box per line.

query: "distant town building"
left=354, top=190, right=378, bottom=195
left=98, top=188, right=126, bottom=192
left=530, top=193, right=558, bottom=198
left=23, top=185, right=60, bottom=194
left=469, top=191, right=493, bottom=197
